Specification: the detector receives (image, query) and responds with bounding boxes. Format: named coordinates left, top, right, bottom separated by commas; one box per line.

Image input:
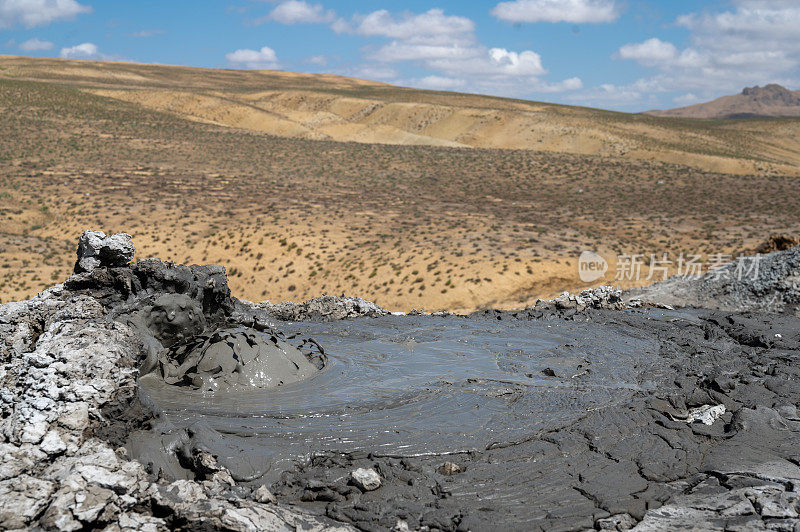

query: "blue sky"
left=1, top=0, right=799, bottom=112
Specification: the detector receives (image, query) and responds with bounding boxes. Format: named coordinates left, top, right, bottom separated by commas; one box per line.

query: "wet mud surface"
left=132, top=307, right=800, bottom=531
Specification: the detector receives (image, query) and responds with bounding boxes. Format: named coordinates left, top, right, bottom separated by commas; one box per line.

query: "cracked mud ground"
left=265, top=309, right=800, bottom=531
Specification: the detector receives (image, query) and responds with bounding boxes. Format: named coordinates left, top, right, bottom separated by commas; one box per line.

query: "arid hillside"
left=1, top=56, right=800, bottom=311
left=3, top=55, right=800, bottom=176
left=647, top=84, right=800, bottom=119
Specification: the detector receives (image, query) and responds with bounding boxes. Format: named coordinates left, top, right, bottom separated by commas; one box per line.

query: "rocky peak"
left=741, top=84, right=800, bottom=105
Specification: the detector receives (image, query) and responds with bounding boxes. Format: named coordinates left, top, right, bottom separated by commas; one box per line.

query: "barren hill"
left=646, top=84, right=800, bottom=119
left=2, top=55, right=800, bottom=176
left=2, top=54, right=800, bottom=312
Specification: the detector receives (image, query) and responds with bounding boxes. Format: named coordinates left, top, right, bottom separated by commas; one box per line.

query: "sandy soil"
left=1, top=57, right=800, bottom=312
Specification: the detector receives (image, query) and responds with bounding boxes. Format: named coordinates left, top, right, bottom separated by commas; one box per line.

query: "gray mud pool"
left=137, top=313, right=665, bottom=484
left=131, top=307, right=800, bottom=531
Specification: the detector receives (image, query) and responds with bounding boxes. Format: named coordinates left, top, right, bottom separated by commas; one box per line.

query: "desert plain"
left=2, top=55, right=800, bottom=312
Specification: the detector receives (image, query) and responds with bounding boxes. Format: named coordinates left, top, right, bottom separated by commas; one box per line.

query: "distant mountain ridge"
left=2, top=55, right=800, bottom=176
left=645, top=84, right=800, bottom=119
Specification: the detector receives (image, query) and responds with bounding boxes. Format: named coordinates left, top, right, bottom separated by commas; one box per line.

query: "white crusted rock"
left=40, top=429, right=67, bottom=455
left=350, top=467, right=381, bottom=491
left=0, top=475, right=56, bottom=529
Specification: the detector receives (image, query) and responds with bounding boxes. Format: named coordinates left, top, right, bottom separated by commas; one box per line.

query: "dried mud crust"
left=271, top=309, right=800, bottom=531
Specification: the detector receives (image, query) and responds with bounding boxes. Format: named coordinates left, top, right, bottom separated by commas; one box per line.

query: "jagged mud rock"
left=260, top=294, right=389, bottom=321
left=138, top=293, right=206, bottom=348
left=0, top=234, right=347, bottom=531
left=156, top=326, right=321, bottom=390
left=74, top=230, right=135, bottom=273
left=472, top=286, right=628, bottom=322
left=628, top=245, right=800, bottom=314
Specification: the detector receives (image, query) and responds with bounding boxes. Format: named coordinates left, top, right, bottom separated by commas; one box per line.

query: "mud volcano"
left=5, top=231, right=800, bottom=531
left=137, top=313, right=663, bottom=481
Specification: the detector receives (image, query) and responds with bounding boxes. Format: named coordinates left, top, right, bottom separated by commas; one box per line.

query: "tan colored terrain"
left=3, top=55, right=800, bottom=176
left=1, top=55, right=800, bottom=311
left=647, top=84, right=800, bottom=119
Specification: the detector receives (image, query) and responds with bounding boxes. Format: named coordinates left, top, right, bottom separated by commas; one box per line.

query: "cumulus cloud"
left=331, top=7, right=580, bottom=97
left=246, top=4, right=582, bottom=97
left=339, top=10, right=542, bottom=79
left=491, top=0, right=619, bottom=24
left=19, top=37, right=53, bottom=51
left=225, top=46, right=279, bottom=69
left=596, top=1, right=800, bottom=109
left=266, top=0, right=335, bottom=25
left=617, top=38, right=677, bottom=64
left=59, top=42, right=111, bottom=60
left=411, top=75, right=466, bottom=90
left=488, top=48, right=545, bottom=76
left=343, top=9, right=475, bottom=45
left=615, top=38, right=707, bottom=69
left=0, top=0, right=91, bottom=29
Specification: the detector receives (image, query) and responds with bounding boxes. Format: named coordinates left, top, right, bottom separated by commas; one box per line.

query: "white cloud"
left=537, top=77, right=583, bottom=92
left=267, top=0, right=335, bottom=25
left=488, top=48, right=545, bottom=76
left=258, top=5, right=582, bottom=98
left=411, top=75, right=466, bottom=90
left=565, top=78, right=665, bottom=108
left=345, top=9, right=474, bottom=45
left=19, top=37, right=53, bottom=51
left=0, top=0, right=91, bottom=29
left=617, top=38, right=677, bottom=65
left=605, top=2, right=800, bottom=107
left=59, top=42, right=108, bottom=60
left=333, top=7, right=580, bottom=97
left=491, top=0, right=619, bottom=24
left=305, top=54, right=328, bottom=66
left=225, top=46, right=279, bottom=69
left=370, top=42, right=475, bottom=62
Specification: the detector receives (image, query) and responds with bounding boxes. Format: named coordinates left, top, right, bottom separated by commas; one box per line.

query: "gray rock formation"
left=74, top=230, right=135, bottom=273
left=258, top=294, right=389, bottom=321
left=350, top=467, right=381, bottom=492
left=0, top=234, right=350, bottom=530
left=627, top=245, right=800, bottom=314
